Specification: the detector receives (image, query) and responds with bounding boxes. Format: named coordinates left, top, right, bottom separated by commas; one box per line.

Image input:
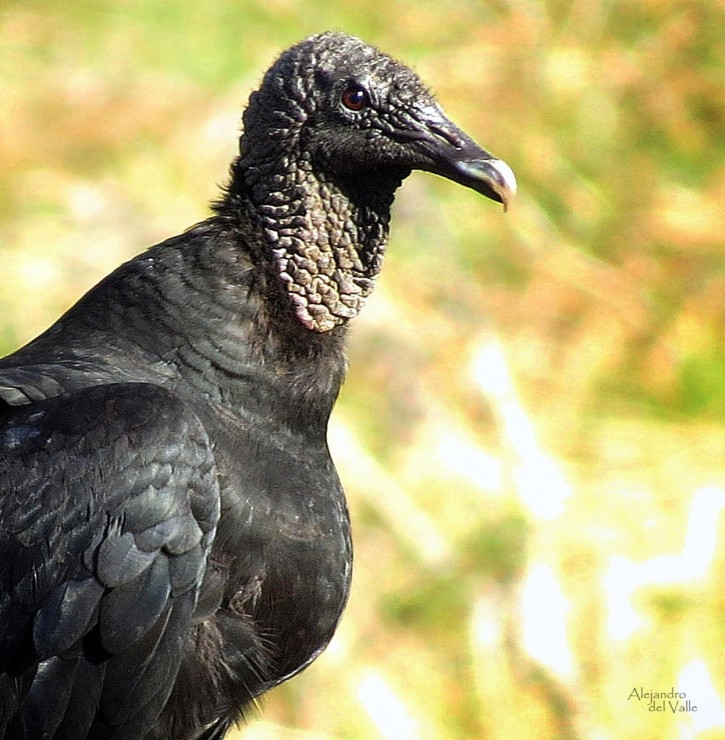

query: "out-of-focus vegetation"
left=1, top=1, right=723, bottom=738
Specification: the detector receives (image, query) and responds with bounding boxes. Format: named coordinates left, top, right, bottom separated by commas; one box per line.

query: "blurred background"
left=1, top=1, right=723, bottom=738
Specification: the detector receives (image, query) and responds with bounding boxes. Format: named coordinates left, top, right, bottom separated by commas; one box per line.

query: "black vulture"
left=0, top=32, right=515, bottom=739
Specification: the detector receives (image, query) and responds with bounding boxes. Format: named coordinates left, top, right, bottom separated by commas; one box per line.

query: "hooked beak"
left=447, top=155, right=517, bottom=212
left=405, top=110, right=517, bottom=211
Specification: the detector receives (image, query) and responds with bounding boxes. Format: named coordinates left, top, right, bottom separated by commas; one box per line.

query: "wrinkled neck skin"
left=231, top=145, right=404, bottom=333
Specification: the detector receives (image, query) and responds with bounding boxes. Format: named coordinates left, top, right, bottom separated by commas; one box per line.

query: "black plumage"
left=0, top=32, right=515, bottom=739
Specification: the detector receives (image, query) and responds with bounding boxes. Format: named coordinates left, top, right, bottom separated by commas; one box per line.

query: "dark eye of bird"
left=341, top=84, right=369, bottom=112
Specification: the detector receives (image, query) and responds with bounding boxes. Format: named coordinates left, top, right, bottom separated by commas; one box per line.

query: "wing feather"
left=0, top=381, right=220, bottom=738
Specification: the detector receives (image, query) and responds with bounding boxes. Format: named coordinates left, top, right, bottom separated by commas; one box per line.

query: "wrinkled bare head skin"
left=230, top=32, right=516, bottom=332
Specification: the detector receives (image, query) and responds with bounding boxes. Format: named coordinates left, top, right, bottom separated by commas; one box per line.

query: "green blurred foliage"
left=1, top=1, right=724, bottom=738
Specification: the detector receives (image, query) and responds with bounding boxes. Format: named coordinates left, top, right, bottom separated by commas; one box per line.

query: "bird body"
left=0, top=32, right=515, bottom=739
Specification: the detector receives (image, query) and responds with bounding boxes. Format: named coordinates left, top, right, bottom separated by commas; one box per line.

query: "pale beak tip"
left=488, top=158, right=517, bottom=212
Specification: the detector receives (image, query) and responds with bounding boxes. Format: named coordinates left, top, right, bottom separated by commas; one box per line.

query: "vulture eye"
left=341, top=84, right=369, bottom=112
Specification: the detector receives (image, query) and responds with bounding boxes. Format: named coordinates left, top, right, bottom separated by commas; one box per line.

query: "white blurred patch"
left=472, top=339, right=571, bottom=519
left=357, top=672, right=417, bottom=740
left=520, top=563, right=573, bottom=677
left=472, top=596, right=504, bottom=649
left=605, top=486, right=725, bottom=640
left=67, top=182, right=108, bottom=220
left=677, top=660, right=725, bottom=738
left=330, top=418, right=452, bottom=566
left=436, top=432, right=503, bottom=492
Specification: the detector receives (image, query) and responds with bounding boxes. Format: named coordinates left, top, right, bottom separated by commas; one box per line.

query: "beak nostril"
left=426, top=122, right=464, bottom=149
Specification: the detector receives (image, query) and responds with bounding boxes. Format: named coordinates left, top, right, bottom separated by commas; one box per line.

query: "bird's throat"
left=251, top=163, right=392, bottom=332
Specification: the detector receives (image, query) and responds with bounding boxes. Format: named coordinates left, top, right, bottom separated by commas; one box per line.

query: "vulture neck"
left=227, top=153, right=404, bottom=333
